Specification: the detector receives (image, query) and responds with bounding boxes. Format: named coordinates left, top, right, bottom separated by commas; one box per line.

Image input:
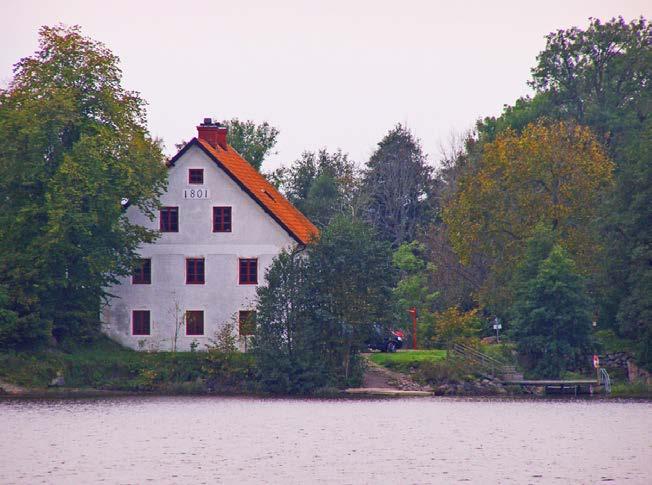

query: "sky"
left=1, top=0, right=649, bottom=171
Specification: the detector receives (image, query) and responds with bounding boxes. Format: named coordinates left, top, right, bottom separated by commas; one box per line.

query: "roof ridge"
left=171, top=138, right=318, bottom=245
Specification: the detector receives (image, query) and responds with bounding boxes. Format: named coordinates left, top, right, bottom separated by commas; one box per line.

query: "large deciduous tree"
left=444, top=120, right=614, bottom=310
left=362, top=124, right=435, bottom=247
left=224, top=118, right=279, bottom=171
left=0, top=25, right=167, bottom=347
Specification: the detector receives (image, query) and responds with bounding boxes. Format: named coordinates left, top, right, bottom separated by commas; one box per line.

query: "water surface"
left=1, top=396, right=650, bottom=484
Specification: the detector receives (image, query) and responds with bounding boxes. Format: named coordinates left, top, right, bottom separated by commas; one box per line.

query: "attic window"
left=262, top=189, right=275, bottom=202
left=189, top=169, right=204, bottom=184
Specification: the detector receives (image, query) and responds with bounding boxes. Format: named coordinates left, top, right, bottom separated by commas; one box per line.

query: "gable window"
left=186, top=258, right=205, bottom=284
left=188, top=169, right=204, bottom=184
left=132, top=310, right=151, bottom=336
left=239, top=310, right=256, bottom=336
left=160, top=207, right=179, bottom=232
left=132, top=258, right=151, bottom=284
left=213, top=206, right=232, bottom=232
left=239, top=258, right=258, bottom=285
left=185, top=310, right=204, bottom=336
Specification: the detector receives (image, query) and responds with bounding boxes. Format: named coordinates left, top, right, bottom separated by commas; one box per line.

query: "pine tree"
left=511, top=243, right=594, bottom=378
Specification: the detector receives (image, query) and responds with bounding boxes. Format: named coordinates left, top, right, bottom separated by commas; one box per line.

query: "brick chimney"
left=197, top=118, right=228, bottom=150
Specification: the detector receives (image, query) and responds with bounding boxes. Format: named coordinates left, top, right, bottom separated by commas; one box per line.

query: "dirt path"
left=362, top=355, right=431, bottom=392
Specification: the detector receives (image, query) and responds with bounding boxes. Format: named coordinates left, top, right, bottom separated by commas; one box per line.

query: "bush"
left=431, top=307, right=482, bottom=347
left=416, top=359, right=476, bottom=385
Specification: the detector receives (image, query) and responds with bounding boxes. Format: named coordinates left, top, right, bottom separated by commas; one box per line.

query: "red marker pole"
left=409, top=308, right=418, bottom=350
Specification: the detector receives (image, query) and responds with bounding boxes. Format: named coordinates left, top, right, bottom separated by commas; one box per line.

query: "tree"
left=252, top=217, right=396, bottom=393
left=444, top=120, right=613, bottom=313
left=0, top=25, right=167, bottom=347
left=614, top=118, right=652, bottom=369
left=392, top=242, right=439, bottom=346
left=511, top=242, right=594, bottom=378
left=488, top=17, right=651, bottom=331
left=223, top=118, right=279, bottom=171
left=275, top=149, right=360, bottom=227
left=530, top=16, right=650, bottom=146
left=362, top=124, right=435, bottom=247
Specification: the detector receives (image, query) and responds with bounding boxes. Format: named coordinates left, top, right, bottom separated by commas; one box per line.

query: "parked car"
left=366, top=324, right=404, bottom=352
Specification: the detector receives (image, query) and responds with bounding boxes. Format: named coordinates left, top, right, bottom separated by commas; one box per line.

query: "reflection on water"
left=1, top=396, right=650, bottom=484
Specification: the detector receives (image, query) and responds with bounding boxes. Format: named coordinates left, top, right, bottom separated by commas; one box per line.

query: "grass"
left=368, top=349, right=447, bottom=372
left=0, top=336, right=254, bottom=392
left=610, top=382, right=652, bottom=399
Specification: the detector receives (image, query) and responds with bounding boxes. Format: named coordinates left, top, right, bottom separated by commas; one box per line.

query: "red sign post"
left=408, top=307, right=418, bottom=350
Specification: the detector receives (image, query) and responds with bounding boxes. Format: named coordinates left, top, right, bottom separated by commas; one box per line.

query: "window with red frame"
left=132, top=259, right=151, bottom=284
left=160, top=207, right=179, bottom=232
left=132, top=310, right=150, bottom=335
left=186, top=258, right=205, bottom=284
left=239, top=258, right=258, bottom=284
left=213, top=206, right=232, bottom=232
left=185, top=310, right=204, bottom=335
left=239, top=310, right=256, bottom=336
left=188, top=169, right=204, bottom=184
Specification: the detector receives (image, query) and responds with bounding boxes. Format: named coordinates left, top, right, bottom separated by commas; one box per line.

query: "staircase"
left=450, top=342, right=523, bottom=381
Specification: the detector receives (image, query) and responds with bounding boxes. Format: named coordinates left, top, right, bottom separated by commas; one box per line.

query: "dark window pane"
left=213, top=207, right=232, bottom=232
left=188, top=169, right=204, bottom=184
left=239, top=258, right=258, bottom=284
left=186, top=311, right=204, bottom=335
left=186, top=258, right=205, bottom=284
left=239, top=310, right=256, bottom=336
left=132, top=259, right=151, bottom=284
left=160, top=207, right=179, bottom=232
left=132, top=310, right=151, bottom=335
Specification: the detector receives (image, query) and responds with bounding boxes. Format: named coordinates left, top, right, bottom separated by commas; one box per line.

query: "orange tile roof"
left=169, top=137, right=319, bottom=245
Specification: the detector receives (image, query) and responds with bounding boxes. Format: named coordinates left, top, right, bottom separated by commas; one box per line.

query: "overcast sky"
left=1, top=0, right=649, bottom=171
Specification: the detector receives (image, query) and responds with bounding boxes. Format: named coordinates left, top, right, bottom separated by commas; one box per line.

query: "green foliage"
left=0, top=336, right=254, bottom=392
left=274, top=149, right=358, bottom=227
left=224, top=118, right=279, bottom=171
left=362, top=124, right=435, bottom=246
left=0, top=286, right=20, bottom=348
left=207, top=317, right=239, bottom=354
left=416, top=359, right=476, bottom=386
left=613, top=118, right=652, bottom=370
left=511, top=243, right=594, bottom=378
left=0, top=25, right=167, bottom=347
left=609, top=382, right=652, bottom=398
left=430, top=307, right=482, bottom=348
left=253, top=217, right=396, bottom=394
left=593, top=329, right=637, bottom=355
left=392, top=242, right=438, bottom=346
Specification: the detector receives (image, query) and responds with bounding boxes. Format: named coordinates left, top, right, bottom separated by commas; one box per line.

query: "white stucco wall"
left=102, top=144, right=297, bottom=351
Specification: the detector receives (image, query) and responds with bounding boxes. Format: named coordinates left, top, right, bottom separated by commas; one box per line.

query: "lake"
left=1, top=396, right=650, bottom=484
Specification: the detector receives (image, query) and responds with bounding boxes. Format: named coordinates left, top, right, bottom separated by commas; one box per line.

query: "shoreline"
left=2, top=384, right=650, bottom=401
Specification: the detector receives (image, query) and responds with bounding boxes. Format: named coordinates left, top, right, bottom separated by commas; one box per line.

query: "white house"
left=102, top=119, right=318, bottom=351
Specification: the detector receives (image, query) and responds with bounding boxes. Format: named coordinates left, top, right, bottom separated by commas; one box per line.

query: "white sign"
left=184, top=188, right=210, bottom=199
left=493, top=324, right=502, bottom=330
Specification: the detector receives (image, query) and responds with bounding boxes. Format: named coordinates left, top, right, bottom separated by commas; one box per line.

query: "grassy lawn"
left=368, top=349, right=447, bottom=372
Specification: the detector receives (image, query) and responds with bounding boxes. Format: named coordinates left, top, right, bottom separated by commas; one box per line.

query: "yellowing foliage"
left=443, top=120, right=614, bottom=274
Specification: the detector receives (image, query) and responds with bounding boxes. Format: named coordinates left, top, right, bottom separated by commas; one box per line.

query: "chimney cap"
left=200, top=117, right=223, bottom=127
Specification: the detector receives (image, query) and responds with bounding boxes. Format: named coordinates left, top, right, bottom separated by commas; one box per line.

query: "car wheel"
left=386, top=341, right=397, bottom=353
